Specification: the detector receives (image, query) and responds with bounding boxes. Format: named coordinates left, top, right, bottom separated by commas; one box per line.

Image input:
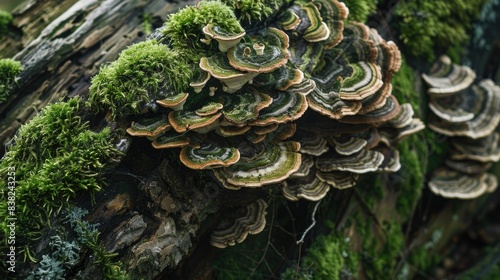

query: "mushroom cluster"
left=122, top=0, right=423, bottom=201
left=423, top=55, right=500, bottom=199
left=210, top=199, right=268, bottom=248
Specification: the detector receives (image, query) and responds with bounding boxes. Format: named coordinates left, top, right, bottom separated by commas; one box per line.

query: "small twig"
left=297, top=200, right=321, bottom=244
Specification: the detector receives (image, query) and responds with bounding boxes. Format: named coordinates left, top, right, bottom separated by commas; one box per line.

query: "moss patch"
left=163, top=1, right=244, bottom=61
left=342, top=0, right=378, bottom=23
left=0, top=10, right=12, bottom=38
left=0, top=98, right=119, bottom=252
left=89, top=40, right=192, bottom=118
left=281, top=234, right=358, bottom=280
left=218, top=0, right=286, bottom=26
left=395, top=0, right=488, bottom=60
left=0, top=58, right=23, bottom=104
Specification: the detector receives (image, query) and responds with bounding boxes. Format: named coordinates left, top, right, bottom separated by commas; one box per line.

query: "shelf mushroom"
left=423, top=55, right=500, bottom=199
left=210, top=199, right=267, bottom=248
left=213, top=141, right=302, bottom=190
left=126, top=115, right=171, bottom=138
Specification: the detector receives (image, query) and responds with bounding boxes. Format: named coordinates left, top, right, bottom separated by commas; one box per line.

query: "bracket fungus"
left=200, top=54, right=259, bottom=93
left=423, top=56, right=500, bottom=199
left=210, top=199, right=267, bottom=248
left=180, top=143, right=240, bottom=169
left=202, top=23, right=246, bottom=52
left=429, top=168, right=497, bottom=199
left=90, top=0, right=425, bottom=247
left=213, top=141, right=302, bottom=190
left=422, top=55, right=476, bottom=96
left=126, top=115, right=171, bottom=138
left=227, top=28, right=291, bottom=73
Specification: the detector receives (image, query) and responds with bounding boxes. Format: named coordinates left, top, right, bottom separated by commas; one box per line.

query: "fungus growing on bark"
left=90, top=0, right=424, bottom=228
left=249, top=91, right=308, bottom=126
left=294, top=132, right=330, bottom=156
left=449, top=133, right=500, bottom=162
left=202, top=23, right=246, bottom=52
left=168, top=108, right=221, bottom=133
left=200, top=54, right=259, bottom=93
left=316, top=149, right=385, bottom=174
left=427, top=79, right=500, bottom=139
left=180, top=143, right=240, bottom=169
left=429, top=168, right=498, bottom=199
left=227, top=28, right=291, bottom=73
left=151, top=132, right=190, bottom=149
left=126, top=115, right=171, bottom=138
left=282, top=168, right=330, bottom=201
left=190, top=67, right=211, bottom=93
left=210, top=199, right=267, bottom=248
left=156, top=92, right=189, bottom=111
left=213, top=141, right=302, bottom=190
left=423, top=56, right=500, bottom=199
left=422, top=55, right=476, bottom=96
left=221, top=89, right=272, bottom=125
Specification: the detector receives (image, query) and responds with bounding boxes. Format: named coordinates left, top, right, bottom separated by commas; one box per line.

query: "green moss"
left=394, top=134, right=425, bottom=219
left=163, top=1, right=244, bottom=60
left=390, top=57, right=426, bottom=219
left=89, top=40, right=192, bottom=118
left=408, top=246, right=441, bottom=275
left=0, top=98, right=119, bottom=253
left=0, top=10, right=12, bottom=37
left=395, top=0, right=487, bottom=60
left=391, top=57, right=419, bottom=113
left=342, top=0, right=378, bottom=23
left=141, top=13, right=153, bottom=36
left=218, top=0, right=285, bottom=25
left=0, top=58, right=23, bottom=104
left=281, top=234, right=358, bottom=280
left=360, top=220, right=404, bottom=279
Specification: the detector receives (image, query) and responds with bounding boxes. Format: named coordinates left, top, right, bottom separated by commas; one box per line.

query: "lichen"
left=89, top=40, right=192, bottom=118
left=0, top=98, right=120, bottom=253
left=0, top=58, right=23, bottom=104
left=27, top=207, right=129, bottom=279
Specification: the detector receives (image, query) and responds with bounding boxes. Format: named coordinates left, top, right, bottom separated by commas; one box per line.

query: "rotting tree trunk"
left=1, top=1, right=270, bottom=278
left=2, top=0, right=500, bottom=279
left=0, top=0, right=197, bottom=151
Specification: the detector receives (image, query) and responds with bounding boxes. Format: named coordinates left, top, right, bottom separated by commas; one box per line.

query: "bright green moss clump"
left=281, top=234, right=358, bottom=280
left=0, top=10, right=12, bottom=37
left=0, top=58, right=23, bottom=104
left=342, top=0, right=378, bottom=23
left=163, top=1, right=244, bottom=60
left=0, top=98, right=119, bottom=247
left=395, top=0, right=487, bottom=60
left=218, top=0, right=285, bottom=25
left=89, top=40, right=192, bottom=118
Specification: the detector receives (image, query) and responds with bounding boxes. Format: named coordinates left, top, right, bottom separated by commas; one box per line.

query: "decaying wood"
left=0, top=0, right=197, bottom=151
